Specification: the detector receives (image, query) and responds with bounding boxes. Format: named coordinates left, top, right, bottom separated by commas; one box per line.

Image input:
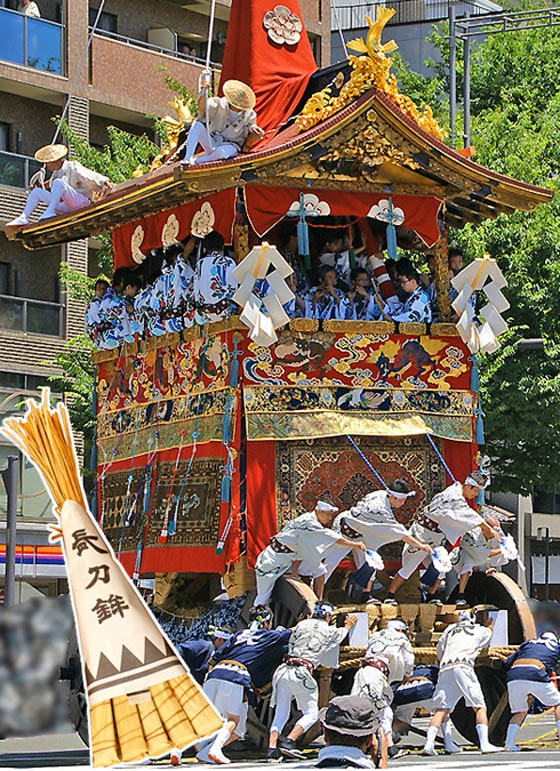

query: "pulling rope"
left=52, top=0, right=107, bottom=144
left=345, top=435, right=387, bottom=489
left=330, top=0, right=349, bottom=59
left=425, top=434, right=457, bottom=484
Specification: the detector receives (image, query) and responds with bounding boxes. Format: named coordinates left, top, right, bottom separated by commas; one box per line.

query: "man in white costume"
left=451, top=515, right=508, bottom=606
left=313, top=480, right=433, bottom=589
left=423, top=608, right=503, bottom=755
left=254, top=500, right=365, bottom=607
left=386, top=471, right=490, bottom=603
left=182, top=77, right=264, bottom=164
left=392, top=665, right=462, bottom=754
left=267, top=601, right=356, bottom=761
left=7, top=144, right=111, bottom=227
left=352, top=618, right=415, bottom=758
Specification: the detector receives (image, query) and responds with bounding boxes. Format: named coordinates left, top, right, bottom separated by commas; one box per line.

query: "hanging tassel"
left=158, top=528, right=168, bottom=544
left=167, top=498, right=177, bottom=536
left=386, top=223, right=397, bottom=259
left=133, top=466, right=153, bottom=582
left=470, top=355, right=480, bottom=392
left=475, top=390, right=485, bottom=447
left=221, top=472, right=231, bottom=504
left=297, top=218, right=311, bottom=271
left=385, top=196, right=398, bottom=259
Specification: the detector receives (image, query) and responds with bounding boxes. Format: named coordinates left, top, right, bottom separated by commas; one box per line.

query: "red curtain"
left=245, top=440, right=277, bottom=569
left=112, top=188, right=236, bottom=270
left=244, top=185, right=443, bottom=247
left=219, top=0, right=317, bottom=142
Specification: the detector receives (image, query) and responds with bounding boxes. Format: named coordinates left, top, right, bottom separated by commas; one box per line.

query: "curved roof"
left=7, top=87, right=552, bottom=250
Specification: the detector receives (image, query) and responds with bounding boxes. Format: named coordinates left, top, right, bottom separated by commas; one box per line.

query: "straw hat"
left=223, top=80, right=256, bottom=111
left=34, top=144, right=68, bottom=163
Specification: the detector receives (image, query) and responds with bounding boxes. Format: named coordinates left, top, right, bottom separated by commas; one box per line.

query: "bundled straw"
left=1, top=388, right=86, bottom=514
left=1, top=389, right=224, bottom=767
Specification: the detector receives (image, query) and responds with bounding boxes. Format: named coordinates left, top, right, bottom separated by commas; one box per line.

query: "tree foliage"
left=393, top=0, right=560, bottom=494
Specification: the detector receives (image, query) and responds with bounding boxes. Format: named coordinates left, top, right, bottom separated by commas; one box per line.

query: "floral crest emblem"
left=263, top=5, right=302, bottom=46
left=161, top=213, right=180, bottom=247
left=131, top=225, right=146, bottom=264
left=368, top=199, right=405, bottom=226
left=191, top=201, right=216, bottom=238
left=288, top=193, right=331, bottom=217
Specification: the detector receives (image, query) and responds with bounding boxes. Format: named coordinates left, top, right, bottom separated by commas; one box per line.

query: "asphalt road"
left=1, top=713, right=560, bottom=769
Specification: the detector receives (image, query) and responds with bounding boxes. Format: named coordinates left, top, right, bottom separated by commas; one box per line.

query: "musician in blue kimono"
left=342, top=267, right=380, bottom=321
left=379, top=267, right=432, bottom=324
left=319, top=231, right=367, bottom=292
left=194, top=231, right=238, bottom=324
left=305, top=265, right=346, bottom=320
left=253, top=272, right=305, bottom=319
left=85, top=278, right=109, bottom=343
left=96, top=269, right=140, bottom=349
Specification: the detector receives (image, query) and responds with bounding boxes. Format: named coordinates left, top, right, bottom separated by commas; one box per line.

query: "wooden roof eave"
left=11, top=91, right=382, bottom=250
left=371, top=92, right=553, bottom=214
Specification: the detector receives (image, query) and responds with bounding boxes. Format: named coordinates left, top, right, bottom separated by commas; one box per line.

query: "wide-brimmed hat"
left=320, top=695, right=380, bottom=736
left=223, top=80, right=256, bottom=111
left=34, top=144, right=68, bottom=163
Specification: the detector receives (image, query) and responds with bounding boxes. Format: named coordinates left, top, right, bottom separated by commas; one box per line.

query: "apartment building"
left=0, top=0, right=331, bottom=598
left=331, top=0, right=501, bottom=75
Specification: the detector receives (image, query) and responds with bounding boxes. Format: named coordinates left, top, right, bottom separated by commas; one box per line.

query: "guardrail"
left=0, top=294, right=64, bottom=337
left=0, top=151, right=43, bottom=190
left=89, top=27, right=222, bottom=69
left=0, top=7, right=64, bottom=75
left=333, top=0, right=501, bottom=28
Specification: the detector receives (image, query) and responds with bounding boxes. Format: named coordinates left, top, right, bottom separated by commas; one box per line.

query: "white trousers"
left=507, top=679, right=560, bottom=713
left=23, top=178, right=90, bottom=219
left=184, top=121, right=239, bottom=163
left=300, top=544, right=365, bottom=583
left=270, top=666, right=319, bottom=734
left=254, top=547, right=293, bottom=606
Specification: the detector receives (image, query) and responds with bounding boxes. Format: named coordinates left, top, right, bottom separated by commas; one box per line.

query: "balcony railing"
left=89, top=27, right=222, bottom=68
left=0, top=295, right=64, bottom=337
left=0, top=151, right=43, bottom=189
left=333, top=0, right=502, bottom=29
left=0, top=7, right=64, bottom=75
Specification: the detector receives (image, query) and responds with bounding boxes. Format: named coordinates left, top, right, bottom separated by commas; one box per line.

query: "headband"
left=387, top=489, right=416, bottom=499
left=316, top=500, right=339, bottom=512
left=465, top=474, right=489, bottom=489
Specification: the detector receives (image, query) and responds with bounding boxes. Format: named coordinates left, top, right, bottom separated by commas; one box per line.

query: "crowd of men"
left=84, top=229, right=467, bottom=350
left=166, top=472, right=560, bottom=766
left=176, top=605, right=560, bottom=767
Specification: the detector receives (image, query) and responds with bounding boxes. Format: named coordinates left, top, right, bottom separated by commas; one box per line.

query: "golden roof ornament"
left=295, top=7, right=446, bottom=142
left=347, top=8, right=398, bottom=61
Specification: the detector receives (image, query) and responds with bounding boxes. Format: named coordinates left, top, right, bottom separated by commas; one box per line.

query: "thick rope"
left=426, top=433, right=457, bottom=483
left=346, top=435, right=387, bottom=489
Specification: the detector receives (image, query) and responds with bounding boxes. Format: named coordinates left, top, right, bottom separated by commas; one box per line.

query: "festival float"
left=6, top=0, right=553, bottom=749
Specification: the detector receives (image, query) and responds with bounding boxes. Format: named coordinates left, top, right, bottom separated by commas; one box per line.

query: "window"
left=89, top=8, right=117, bottom=33
left=0, top=371, right=55, bottom=392
left=0, top=122, right=9, bottom=152
left=0, top=262, right=9, bottom=295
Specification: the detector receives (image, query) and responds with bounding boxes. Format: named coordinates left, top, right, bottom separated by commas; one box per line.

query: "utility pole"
left=463, top=6, right=471, bottom=147
left=1, top=456, right=18, bottom=607
left=448, top=0, right=458, bottom=148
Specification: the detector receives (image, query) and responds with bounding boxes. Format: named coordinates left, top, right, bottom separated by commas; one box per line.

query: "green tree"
left=394, top=0, right=560, bottom=494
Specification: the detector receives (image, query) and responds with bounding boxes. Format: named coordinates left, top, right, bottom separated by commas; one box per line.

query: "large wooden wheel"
left=449, top=571, right=535, bottom=745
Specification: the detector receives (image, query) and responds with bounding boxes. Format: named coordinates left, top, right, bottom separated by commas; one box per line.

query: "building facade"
left=331, top=0, right=501, bottom=75
left=0, top=0, right=331, bottom=598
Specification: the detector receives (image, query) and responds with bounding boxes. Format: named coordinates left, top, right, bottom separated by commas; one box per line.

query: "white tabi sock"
left=424, top=724, right=438, bottom=752
left=506, top=723, right=520, bottom=748
left=476, top=723, right=489, bottom=749
left=209, top=725, right=231, bottom=755
left=442, top=720, right=460, bottom=750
